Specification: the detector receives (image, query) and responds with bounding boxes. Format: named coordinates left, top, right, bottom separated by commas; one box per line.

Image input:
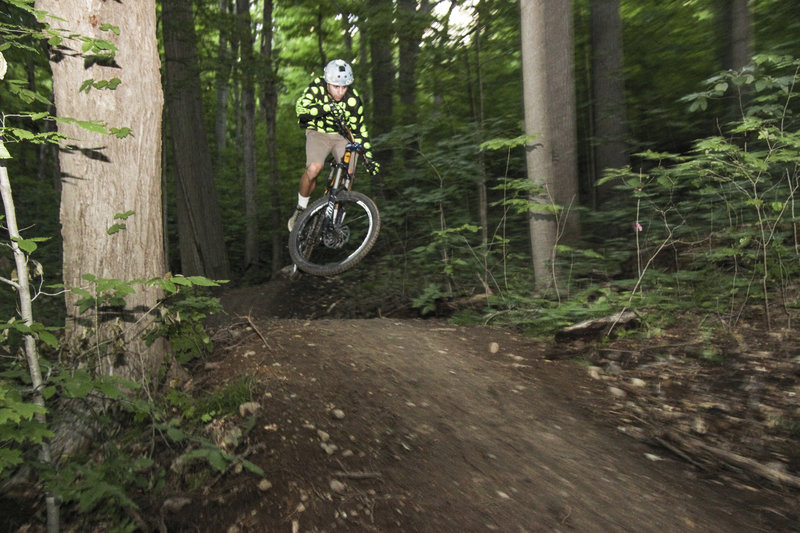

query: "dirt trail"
left=175, top=283, right=798, bottom=533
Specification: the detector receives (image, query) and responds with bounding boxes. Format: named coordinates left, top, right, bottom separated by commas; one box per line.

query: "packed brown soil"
left=156, top=275, right=799, bottom=532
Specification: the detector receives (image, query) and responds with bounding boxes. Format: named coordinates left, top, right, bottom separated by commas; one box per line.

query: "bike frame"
left=300, top=137, right=365, bottom=259
left=324, top=142, right=361, bottom=196
left=321, top=122, right=364, bottom=229
left=289, top=119, right=381, bottom=275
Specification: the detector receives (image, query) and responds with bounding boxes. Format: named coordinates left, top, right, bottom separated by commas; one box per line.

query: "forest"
left=1, top=0, right=800, bottom=530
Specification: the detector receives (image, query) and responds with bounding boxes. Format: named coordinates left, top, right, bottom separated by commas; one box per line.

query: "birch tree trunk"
left=35, top=0, right=167, bottom=380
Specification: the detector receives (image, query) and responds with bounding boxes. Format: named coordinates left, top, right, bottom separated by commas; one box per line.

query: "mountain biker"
left=289, top=59, right=380, bottom=231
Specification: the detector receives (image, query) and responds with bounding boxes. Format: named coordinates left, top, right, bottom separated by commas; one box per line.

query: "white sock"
left=297, top=194, right=310, bottom=209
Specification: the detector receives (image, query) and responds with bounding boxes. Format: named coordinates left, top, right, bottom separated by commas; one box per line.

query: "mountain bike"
left=288, top=120, right=381, bottom=277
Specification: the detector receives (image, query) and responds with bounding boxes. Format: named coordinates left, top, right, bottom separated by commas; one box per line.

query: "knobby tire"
left=288, top=191, right=380, bottom=276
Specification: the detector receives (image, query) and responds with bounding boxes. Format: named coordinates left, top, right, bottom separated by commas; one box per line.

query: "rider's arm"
left=296, top=78, right=334, bottom=126
left=340, top=88, right=374, bottom=159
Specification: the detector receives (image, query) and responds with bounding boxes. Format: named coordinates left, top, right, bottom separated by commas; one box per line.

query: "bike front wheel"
left=288, top=191, right=381, bottom=276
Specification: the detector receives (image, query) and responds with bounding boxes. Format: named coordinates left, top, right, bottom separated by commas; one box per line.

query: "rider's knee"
left=306, top=162, right=324, bottom=178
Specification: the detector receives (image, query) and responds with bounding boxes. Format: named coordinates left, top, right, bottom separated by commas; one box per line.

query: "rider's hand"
left=364, top=158, right=380, bottom=176
left=324, top=102, right=344, bottom=119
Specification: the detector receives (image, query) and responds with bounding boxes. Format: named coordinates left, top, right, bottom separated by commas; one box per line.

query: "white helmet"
left=324, top=59, right=354, bottom=86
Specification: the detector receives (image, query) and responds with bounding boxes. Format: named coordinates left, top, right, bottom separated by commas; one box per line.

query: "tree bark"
left=260, top=0, right=282, bottom=273
left=0, top=144, right=59, bottom=529
left=590, top=0, right=629, bottom=207
left=368, top=0, right=395, bottom=195
left=473, top=1, right=489, bottom=251
left=163, top=0, right=231, bottom=279
left=520, top=0, right=580, bottom=291
left=397, top=0, right=430, bottom=128
left=236, top=0, right=259, bottom=269
left=215, top=0, right=232, bottom=154
left=716, top=0, right=753, bottom=120
left=545, top=1, right=580, bottom=244
left=717, top=0, right=752, bottom=72
left=35, top=0, right=167, bottom=380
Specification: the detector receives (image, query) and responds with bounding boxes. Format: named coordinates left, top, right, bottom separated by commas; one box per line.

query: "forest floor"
left=151, top=272, right=800, bottom=533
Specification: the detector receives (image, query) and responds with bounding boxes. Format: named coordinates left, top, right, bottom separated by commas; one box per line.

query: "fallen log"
left=555, top=311, right=638, bottom=342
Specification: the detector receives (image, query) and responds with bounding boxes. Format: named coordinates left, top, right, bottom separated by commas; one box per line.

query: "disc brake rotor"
left=323, top=225, right=350, bottom=248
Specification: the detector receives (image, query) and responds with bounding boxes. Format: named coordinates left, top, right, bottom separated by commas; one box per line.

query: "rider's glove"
left=323, top=102, right=344, bottom=119
left=364, top=158, right=380, bottom=176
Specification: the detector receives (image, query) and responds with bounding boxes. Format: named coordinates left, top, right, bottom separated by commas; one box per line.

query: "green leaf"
left=64, top=370, right=93, bottom=398
left=99, top=23, right=121, bottom=35
left=12, top=237, right=37, bottom=254
left=238, top=458, right=265, bottom=476
left=72, top=287, right=92, bottom=299
left=0, top=143, right=10, bottom=160
left=9, top=128, right=34, bottom=140
left=109, top=126, right=130, bottom=138
left=91, top=39, right=117, bottom=51
left=0, top=447, right=24, bottom=473
left=76, top=120, right=108, bottom=134
left=79, top=79, right=95, bottom=93
left=166, top=425, right=185, bottom=442
left=37, top=330, right=59, bottom=349
left=480, top=134, right=540, bottom=151
left=114, top=210, right=135, bottom=220
left=107, top=223, right=126, bottom=235
left=185, top=276, right=220, bottom=287
left=206, top=449, right=227, bottom=471
left=0, top=402, right=45, bottom=424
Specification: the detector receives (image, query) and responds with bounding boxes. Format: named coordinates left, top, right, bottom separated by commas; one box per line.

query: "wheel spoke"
left=289, top=191, right=380, bottom=276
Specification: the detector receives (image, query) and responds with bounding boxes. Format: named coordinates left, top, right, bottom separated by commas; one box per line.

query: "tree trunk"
left=368, top=0, right=395, bottom=195
left=215, top=0, right=232, bottom=155
left=35, top=0, right=167, bottom=380
left=397, top=0, right=426, bottom=172
left=316, top=7, right=327, bottom=67
left=236, top=0, right=259, bottom=269
left=397, top=0, right=430, bottom=129
left=520, top=0, right=580, bottom=291
left=163, top=0, right=231, bottom=279
left=718, top=0, right=752, bottom=71
left=260, top=0, right=282, bottom=273
left=473, top=2, right=489, bottom=252
left=716, top=0, right=753, bottom=120
left=546, top=1, right=580, bottom=244
left=590, top=0, right=629, bottom=207
left=0, top=143, right=59, bottom=529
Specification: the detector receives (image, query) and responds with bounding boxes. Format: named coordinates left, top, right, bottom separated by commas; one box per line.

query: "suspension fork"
left=325, top=146, right=358, bottom=225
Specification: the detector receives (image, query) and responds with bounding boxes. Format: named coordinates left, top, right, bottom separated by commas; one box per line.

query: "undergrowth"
left=379, top=55, right=800, bottom=338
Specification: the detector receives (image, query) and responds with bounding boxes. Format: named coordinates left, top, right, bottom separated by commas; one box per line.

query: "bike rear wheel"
left=288, top=191, right=380, bottom=276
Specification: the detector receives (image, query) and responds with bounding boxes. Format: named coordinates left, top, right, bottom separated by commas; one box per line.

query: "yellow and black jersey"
left=295, top=77, right=373, bottom=158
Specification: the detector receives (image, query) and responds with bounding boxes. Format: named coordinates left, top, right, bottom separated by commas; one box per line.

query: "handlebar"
left=332, top=117, right=377, bottom=175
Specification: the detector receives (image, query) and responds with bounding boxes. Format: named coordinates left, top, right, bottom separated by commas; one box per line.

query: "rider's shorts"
left=306, top=129, right=347, bottom=167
